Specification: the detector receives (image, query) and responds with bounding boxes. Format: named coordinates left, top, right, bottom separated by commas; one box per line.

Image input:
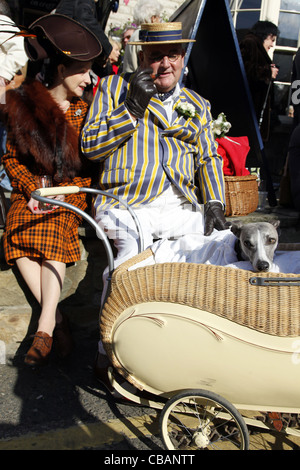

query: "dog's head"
left=230, top=220, right=280, bottom=272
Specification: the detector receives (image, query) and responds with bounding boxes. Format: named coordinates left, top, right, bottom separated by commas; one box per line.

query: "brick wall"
left=104, top=0, right=185, bottom=33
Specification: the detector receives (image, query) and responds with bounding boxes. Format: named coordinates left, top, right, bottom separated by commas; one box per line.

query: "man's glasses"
left=146, top=53, right=182, bottom=63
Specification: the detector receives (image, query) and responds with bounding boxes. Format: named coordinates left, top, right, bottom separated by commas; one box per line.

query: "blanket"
left=129, top=229, right=300, bottom=274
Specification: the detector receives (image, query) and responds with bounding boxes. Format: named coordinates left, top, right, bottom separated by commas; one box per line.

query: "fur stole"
left=0, top=80, right=83, bottom=182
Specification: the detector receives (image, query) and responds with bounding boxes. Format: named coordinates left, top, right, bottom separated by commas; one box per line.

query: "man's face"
left=139, top=43, right=185, bottom=92
left=122, top=28, right=135, bottom=47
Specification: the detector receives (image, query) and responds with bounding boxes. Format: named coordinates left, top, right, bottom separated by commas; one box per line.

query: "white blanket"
left=129, top=229, right=300, bottom=274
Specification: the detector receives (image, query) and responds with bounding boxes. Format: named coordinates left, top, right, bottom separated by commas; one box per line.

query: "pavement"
left=1, top=325, right=300, bottom=452
left=0, top=324, right=164, bottom=451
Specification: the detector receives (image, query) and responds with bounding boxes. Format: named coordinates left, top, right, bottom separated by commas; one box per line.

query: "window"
left=277, top=0, right=300, bottom=48
left=230, top=0, right=262, bottom=41
left=274, top=1, right=300, bottom=113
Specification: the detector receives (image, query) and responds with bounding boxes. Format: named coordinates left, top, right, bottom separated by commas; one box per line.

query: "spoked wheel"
left=160, top=389, right=249, bottom=450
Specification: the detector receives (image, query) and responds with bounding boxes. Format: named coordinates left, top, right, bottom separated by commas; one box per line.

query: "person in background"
left=239, top=20, right=279, bottom=141
left=288, top=123, right=300, bottom=210
left=121, top=25, right=136, bottom=51
left=82, top=22, right=228, bottom=385
left=55, top=0, right=112, bottom=72
left=0, top=0, right=27, bottom=90
left=121, top=0, right=162, bottom=73
left=0, top=0, right=28, bottom=191
left=108, top=37, right=121, bottom=74
left=0, top=14, right=102, bottom=366
left=91, top=37, right=121, bottom=93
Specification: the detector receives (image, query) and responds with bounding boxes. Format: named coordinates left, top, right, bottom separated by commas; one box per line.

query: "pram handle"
left=31, top=186, right=145, bottom=275
left=34, top=185, right=80, bottom=196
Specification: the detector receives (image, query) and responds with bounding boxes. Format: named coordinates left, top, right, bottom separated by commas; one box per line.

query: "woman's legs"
left=15, top=257, right=71, bottom=364
left=16, top=257, right=66, bottom=336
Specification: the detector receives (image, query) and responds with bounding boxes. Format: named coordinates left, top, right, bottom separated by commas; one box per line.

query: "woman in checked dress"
left=0, top=14, right=102, bottom=365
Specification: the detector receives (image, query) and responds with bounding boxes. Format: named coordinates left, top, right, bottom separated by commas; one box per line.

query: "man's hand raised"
left=125, top=68, right=157, bottom=119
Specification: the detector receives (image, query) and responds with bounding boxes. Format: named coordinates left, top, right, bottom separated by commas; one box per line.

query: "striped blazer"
left=82, top=73, right=225, bottom=210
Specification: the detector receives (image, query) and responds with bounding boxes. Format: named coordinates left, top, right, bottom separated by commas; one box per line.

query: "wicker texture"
left=101, top=248, right=300, bottom=387
left=225, top=175, right=259, bottom=216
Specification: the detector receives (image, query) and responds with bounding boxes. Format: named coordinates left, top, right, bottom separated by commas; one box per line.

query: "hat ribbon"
left=139, top=28, right=183, bottom=43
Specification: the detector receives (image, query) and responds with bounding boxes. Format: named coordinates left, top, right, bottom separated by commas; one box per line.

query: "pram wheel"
left=160, top=389, right=249, bottom=450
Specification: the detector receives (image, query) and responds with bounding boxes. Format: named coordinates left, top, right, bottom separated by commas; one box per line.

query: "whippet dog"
left=230, top=220, right=280, bottom=272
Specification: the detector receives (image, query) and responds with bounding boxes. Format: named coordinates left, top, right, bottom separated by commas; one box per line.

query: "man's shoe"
left=25, top=332, right=53, bottom=366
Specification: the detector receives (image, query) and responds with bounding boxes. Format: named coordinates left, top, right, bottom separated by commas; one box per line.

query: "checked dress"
left=2, top=91, right=91, bottom=266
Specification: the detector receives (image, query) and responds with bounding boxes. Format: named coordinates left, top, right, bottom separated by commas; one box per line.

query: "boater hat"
left=24, top=14, right=102, bottom=61
left=128, top=22, right=195, bottom=45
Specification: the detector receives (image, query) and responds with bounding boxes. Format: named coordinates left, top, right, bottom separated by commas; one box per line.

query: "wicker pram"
left=31, top=186, right=300, bottom=450
left=101, top=247, right=300, bottom=388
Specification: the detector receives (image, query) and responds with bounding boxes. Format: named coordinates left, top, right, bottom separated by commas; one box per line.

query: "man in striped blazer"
left=82, top=22, right=228, bottom=273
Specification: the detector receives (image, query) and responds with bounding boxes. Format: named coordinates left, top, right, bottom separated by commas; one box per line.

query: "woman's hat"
left=128, top=22, right=195, bottom=45
left=24, top=14, right=102, bottom=61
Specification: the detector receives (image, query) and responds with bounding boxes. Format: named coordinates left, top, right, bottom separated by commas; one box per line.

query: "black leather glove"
left=125, top=68, right=157, bottom=119
left=204, top=201, right=229, bottom=236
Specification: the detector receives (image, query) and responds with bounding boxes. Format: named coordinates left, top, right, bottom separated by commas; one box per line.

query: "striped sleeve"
left=81, top=75, right=136, bottom=161
left=189, top=93, right=225, bottom=204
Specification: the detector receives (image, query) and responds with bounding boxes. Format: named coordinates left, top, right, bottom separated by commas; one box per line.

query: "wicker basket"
left=101, top=248, right=300, bottom=389
left=224, top=175, right=259, bottom=217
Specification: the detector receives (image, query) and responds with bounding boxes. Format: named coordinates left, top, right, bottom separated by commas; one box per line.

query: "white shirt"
left=0, top=14, right=28, bottom=82
left=161, top=83, right=181, bottom=123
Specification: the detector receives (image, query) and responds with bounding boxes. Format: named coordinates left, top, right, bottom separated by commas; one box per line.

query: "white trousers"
left=95, top=185, right=204, bottom=353
left=96, top=186, right=204, bottom=305
left=96, top=185, right=204, bottom=264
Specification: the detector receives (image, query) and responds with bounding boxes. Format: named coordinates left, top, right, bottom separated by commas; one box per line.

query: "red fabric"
left=93, top=65, right=118, bottom=95
left=93, top=76, right=101, bottom=95
left=217, top=136, right=250, bottom=176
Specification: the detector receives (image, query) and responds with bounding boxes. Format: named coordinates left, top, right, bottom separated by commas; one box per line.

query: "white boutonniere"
left=175, top=102, right=196, bottom=119
left=212, top=112, right=231, bottom=138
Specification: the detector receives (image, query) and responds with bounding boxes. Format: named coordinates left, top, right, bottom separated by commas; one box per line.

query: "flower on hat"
left=212, top=112, right=231, bottom=138
left=175, top=102, right=196, bottom=119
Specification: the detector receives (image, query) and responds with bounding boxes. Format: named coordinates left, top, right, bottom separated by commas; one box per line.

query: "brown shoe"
left=53, top=314, right=74, bottom=358
left=25, top=332, right=53, bottom=366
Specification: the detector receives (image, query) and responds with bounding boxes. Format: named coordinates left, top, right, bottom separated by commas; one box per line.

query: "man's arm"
left=81, top=75, right=137, bottom=162
left=195, top=95, right=225, bottom=204
left=191, top=93, right=228, bottom=235
left=0, top=17, right=28, bottom=82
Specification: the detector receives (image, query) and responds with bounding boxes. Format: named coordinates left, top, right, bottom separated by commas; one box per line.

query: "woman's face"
left=60, top=60, right=92, bottom=98
left=263, top=34, right=277, bottom=53
left=109, top=44, right=121, bottom=64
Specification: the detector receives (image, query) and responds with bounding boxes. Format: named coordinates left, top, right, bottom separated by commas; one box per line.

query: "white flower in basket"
left=175, top=102, right=196, bottom=118
left=212, top=112, right=231, bottom=139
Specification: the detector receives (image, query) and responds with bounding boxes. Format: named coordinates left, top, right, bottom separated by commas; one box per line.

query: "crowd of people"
left=0, top=0, right=228, bottom=373
left=0, top=0, right=299, bottom=390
